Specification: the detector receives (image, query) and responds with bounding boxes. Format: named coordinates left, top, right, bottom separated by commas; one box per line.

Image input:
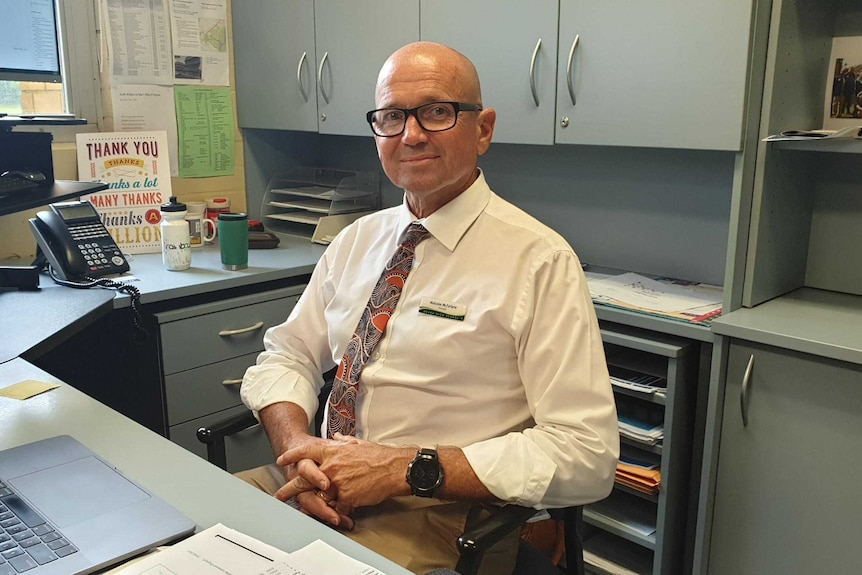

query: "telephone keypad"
left=68, top=224, right=126, bottom=275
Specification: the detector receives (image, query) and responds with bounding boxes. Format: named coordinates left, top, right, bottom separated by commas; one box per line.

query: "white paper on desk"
left=112, top=523, right=302, bottom=575
left=289, top=539, right=386, bottom=575
left=588, top=273, right=721, bottom=313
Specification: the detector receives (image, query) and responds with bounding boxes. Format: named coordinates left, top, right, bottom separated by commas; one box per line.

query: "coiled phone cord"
left=47, top=267, right=149, bottom=344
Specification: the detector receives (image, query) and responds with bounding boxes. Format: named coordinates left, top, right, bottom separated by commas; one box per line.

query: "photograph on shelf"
left=823, top=36, right=862, bottom=129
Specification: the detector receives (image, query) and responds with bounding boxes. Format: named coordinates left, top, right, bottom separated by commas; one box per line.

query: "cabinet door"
left=232, top=0, right=318, bottom=131
left=420, top=0, right=558, bottom=145
left=314, top=0, right=419, bottom=137
left=556, top=0, right=752, bottom=150
left=709, top=342, right=862, bottom=574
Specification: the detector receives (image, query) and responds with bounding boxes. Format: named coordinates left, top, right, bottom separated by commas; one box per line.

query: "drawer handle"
left=740, top=354, right=755, bottom=427
left=218, top=321, right=264, bottom=337
left=222, top=379, right=243, bottom=386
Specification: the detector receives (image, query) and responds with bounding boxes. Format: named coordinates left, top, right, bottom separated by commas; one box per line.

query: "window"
left=0, top=0, right=102, bottom=138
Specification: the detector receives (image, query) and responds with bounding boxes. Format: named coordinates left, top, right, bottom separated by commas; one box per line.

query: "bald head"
left=375, top=42, right=482, bottom=106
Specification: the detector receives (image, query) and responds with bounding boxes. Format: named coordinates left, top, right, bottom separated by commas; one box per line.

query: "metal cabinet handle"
left=296, top=51, right=309, bottom=102
left=222, top=379, right=243, bottom=386
left=740, top=354, right=755, bottom=427
left=317, top=51, right=330, bottom=104
left=218, top=321, right=264, bottom=337
left=566, top=34, right=580, bottom=106
left=529, top=38, right=542, bottom=107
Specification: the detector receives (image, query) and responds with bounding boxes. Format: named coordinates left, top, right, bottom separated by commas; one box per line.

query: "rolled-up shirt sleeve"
left=462, top=251, right=619, bottom=508
left=240, top=248, right=337, bottom=425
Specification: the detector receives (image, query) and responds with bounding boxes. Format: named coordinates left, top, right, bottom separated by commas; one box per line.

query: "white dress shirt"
left=242, top=171, right=619, bottom=508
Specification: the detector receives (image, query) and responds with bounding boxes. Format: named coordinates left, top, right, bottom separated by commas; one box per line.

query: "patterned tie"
left=327, top=222, right=431, bottom=438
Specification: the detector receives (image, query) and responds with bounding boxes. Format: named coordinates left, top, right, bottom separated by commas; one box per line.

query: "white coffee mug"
left=186, top=212, right=216, bottom=247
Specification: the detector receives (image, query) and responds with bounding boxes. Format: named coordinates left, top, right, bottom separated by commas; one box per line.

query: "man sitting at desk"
left=239, top=41, right=619, bottom=575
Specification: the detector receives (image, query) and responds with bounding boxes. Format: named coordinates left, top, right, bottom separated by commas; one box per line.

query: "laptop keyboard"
left=0, top=480, right=78, bottom=574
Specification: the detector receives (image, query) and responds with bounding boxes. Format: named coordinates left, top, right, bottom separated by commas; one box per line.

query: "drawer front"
left=169, top=405, right=275, bottom=473
left=165, top=352, right=259, bottom=425
left=160, top=294, right=299, bottom=374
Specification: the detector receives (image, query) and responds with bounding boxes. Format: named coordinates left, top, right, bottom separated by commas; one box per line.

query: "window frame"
left=58, top=0, right=102, bottom=127
left=14, top=0, right=103, bottom=142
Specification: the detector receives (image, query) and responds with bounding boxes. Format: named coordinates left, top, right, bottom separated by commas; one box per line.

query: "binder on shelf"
left=261, top=168, right=380, bottom=244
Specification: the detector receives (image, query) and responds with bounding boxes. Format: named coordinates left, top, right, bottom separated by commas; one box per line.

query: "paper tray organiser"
left=261, top=168, right=380, bottom=244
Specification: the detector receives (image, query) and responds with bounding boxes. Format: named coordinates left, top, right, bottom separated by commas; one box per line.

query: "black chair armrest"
left=196, top=411, right=259, bottom=470
left=551, top=506, right=585, bottom=575
left=455, top=504, right=538, bottom=575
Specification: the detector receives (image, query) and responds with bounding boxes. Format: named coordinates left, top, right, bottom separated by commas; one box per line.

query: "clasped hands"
left=274, top=433, right=410, bottom=530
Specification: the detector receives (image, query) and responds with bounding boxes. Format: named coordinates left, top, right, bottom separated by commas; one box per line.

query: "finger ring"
left=316, top=490, right=331, bottom=502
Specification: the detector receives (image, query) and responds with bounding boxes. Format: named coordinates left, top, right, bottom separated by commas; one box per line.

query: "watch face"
left=410, top=457, right=441, bottom=490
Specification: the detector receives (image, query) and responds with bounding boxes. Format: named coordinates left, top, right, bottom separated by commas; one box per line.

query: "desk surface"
left=113, top=236, right=326, bottom=307
left=0, top=358, right=412, bottom=575
left=0, top=180, right=109, bottom=217
left=0, top=285, right=115, bottom=364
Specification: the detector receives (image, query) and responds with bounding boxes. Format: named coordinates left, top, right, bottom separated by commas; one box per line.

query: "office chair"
left=197, top=379, right=585, bottom=575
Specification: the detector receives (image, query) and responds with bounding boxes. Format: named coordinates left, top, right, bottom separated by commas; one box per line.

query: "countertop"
left=0, top=234, right=326, bottom=364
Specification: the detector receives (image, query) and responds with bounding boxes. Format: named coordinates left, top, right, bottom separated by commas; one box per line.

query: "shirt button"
left=373, top=352, right=381, bottom=360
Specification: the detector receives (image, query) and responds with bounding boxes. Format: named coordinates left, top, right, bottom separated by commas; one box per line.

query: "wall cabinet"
left=583, top=323, right=698, bottom=575
left=232, top=0, right=418, bottom=136
left=708, top=341, right=862, bottom=574
left=554, top=0, right=753, bottom=150
left=235, top=1, right=752, bottom=149
left=232, top=0, right=318, bottom=131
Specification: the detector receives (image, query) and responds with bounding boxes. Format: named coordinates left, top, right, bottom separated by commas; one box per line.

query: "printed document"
left=112, top=523, right=386, bottom=575
left=587, top=272, right=721, bottom=313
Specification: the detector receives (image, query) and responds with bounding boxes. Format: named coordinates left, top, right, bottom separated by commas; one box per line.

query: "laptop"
left=0, top=435, right=196, bottom=575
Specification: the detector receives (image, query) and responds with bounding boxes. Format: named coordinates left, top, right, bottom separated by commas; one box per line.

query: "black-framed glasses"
left=366, top=101, right=482, bottom=137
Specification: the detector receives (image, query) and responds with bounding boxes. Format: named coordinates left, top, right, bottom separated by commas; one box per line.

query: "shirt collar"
left=396, top=169, right=491, bottom=252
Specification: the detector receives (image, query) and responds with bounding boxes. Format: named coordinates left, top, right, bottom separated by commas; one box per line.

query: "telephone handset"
left=29, top=200, right=129, bottom=281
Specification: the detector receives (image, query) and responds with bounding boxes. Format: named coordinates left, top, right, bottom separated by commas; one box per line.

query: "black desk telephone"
left=29, top=200, right=129, bottom=281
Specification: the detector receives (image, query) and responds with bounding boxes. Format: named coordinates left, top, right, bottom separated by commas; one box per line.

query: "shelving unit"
left=261, top=167, right=380, bottom=244
left=583, top=323, right=698, bottom=575
left=697, top=1, right=862, bottom=573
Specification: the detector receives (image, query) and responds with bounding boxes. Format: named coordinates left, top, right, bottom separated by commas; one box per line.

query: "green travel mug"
left=218, top=212, right=249, bottom=270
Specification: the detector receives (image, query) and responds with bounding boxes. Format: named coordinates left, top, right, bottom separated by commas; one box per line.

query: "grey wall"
left=243, top=129, right=734, bottom=286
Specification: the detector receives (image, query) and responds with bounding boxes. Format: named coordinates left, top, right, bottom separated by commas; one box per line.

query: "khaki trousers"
left=236, top=464, right=519, bottom=575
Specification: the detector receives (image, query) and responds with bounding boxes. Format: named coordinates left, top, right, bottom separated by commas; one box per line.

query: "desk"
left=0, top=284, right=115, bottom=364
left=0, top=180, right=109, bottom=217
left=0, top=357, right=412, bottom=575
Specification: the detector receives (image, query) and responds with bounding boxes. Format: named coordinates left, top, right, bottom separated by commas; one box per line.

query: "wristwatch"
left=406, top=448, right=444, bottom=498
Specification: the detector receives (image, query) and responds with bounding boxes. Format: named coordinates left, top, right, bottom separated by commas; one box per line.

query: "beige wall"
left=0, top=0, right=245, bottom=263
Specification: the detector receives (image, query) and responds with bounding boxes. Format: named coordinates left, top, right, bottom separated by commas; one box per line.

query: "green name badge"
left=419, top=297, right=466, bottom=321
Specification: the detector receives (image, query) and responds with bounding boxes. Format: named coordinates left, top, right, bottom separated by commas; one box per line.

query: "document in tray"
left=113, top=523, right=387, bottom=575
left=588, top=272, right=721, bottom=314
left=763, top=125, right=862, bottom=141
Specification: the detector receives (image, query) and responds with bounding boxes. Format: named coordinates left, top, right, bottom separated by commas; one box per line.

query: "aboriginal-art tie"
left=327, top=222, right=430, bottom=438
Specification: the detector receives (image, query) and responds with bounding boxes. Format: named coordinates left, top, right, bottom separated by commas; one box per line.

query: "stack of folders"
left=616, top=447, right=661, bottom=495
left=618, top=416, right=664, bottom=446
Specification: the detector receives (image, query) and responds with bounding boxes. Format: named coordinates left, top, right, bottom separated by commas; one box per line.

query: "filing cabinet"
left=154, top=284, right=305, bottom=472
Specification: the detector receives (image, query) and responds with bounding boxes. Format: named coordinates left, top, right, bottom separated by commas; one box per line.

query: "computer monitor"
left=0, top=0, right=62, bottom=84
